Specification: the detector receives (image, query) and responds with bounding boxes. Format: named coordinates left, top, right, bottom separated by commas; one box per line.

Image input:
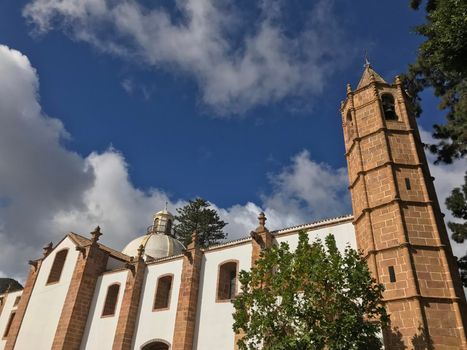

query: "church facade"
left=0, top=65, right=466, bottom=350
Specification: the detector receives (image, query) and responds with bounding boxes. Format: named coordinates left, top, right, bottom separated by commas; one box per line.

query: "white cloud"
left=419, top=128, right=467, bottom=259
left=23, top=0, right=348, bottom=114
left=3, top=42, right=462, bottom=289
left=0, top=44, right=347, bottom=281
left=0, top=44, right=93, bottom=279
left=262, top=150, right=349, bottom=225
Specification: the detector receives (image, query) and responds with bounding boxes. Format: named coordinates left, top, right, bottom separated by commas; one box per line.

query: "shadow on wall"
left=385, top=323, right=434, bottom=350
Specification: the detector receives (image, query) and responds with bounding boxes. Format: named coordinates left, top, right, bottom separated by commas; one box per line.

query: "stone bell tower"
left=341, top=62, right=467, bottom=349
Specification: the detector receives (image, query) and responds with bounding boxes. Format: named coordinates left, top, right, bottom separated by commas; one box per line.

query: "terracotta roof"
left=68, top=232, right=131, bottom=262
left=357, top=65, right=387, bottom=89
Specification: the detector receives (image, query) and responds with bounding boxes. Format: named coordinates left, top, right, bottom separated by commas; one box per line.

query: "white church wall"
left=80, top=269, right=129, bottom=350
left=275, top=220, right=356, bottom=252
left=133, top=258, right=183, bottom=349
left=0, top=290, right=23, bottom=350
left=15, top=237, right=80, bottom=350
left=194, top=242, right=252, bottom=350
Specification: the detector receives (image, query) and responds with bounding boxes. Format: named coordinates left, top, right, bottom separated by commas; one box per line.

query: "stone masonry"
left=172, top=232, right=203, bottom=350
left=341, top=64, right=467, bottom=349
left=4, top=260, right=42, bottom=350
left=113, top=245, right=146, bottom=350
left=51, top=229, right=109, bottom=350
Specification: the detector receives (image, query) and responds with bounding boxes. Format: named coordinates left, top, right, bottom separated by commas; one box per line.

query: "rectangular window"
left=405, top=178, right=411, bottom=190
left=3, top=311, right=15, bottom=338
left=389, top=266, right=396, bottom=283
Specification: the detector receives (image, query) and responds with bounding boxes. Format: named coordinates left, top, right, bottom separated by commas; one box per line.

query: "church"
left=0, top=64, right=466, bottom=350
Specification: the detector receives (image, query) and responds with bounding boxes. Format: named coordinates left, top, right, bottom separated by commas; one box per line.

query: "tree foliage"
left=403, top=0, right=467, bottom=164
left=446, top=173, right=467, bottom=286
left=233, top=231, right=387, bottom=350
left=173, top=198, right=227, bottom=248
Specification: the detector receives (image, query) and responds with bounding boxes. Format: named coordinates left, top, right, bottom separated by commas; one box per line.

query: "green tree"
left=173, top=198, right=227, bottom=248
left=446, top=173, right=467, bottom=285
left=233, top=231, right=387, bottom=350
left=403, top=0, right=467, bottom=164
left=405, top=0, right=467, bottom=286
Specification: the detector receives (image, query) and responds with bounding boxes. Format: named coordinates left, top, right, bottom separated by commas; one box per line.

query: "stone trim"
left=4, top=261, right=42, bottom=350
left=112, top=260, right=145, bottom=350
left=352, top=198, right=434, bottom=223
left=348, top=161, right=423, bottom=189
left=172, top=237, right=202, bottom=350
left=51, top=244, right=109, bottom=350
left=345, top=127, right=414, bottom=157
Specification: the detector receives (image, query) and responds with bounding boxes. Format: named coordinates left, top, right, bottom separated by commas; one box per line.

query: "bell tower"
left=341, top=62, right=467, bottom=349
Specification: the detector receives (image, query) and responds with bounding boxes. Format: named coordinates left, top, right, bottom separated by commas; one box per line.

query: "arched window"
left=381, top=94, right=397, bottom=120
left=165, top=219, right=172, bottom=235
left=141, top=340, right=170, bottom=350
left=217, top=261, right=238, bottom=301
left=46, top=249, right=68, bottom=284
left=153, top=275, right=173, bottom=310
left=346, top=110, right=352, bottom=122
left=102, top=283, right=120, bottom=317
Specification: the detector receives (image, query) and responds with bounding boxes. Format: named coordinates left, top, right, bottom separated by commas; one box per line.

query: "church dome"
left=122, top=208, right=185, bottom=259
left=122, top=233, right=185, bottom=259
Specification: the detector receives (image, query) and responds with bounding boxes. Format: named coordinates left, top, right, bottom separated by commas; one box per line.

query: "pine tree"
left=174, top=198, right=227, bottom=248
left=404, top=0, right=467, bottom=164
left=446, top=173, right=467, bottom=286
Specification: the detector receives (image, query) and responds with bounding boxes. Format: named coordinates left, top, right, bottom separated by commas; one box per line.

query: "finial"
left=346, top=83, right=352, bottom=94
left=257, top=212, right=267, bottom=231
left=43, top=242, right=53, bottom=257
left=165, top=201, right=168, bottom=211
left=137, top=244, right=145, bottom=259
left=364, top=50, right=370, bottom=68
left=395, top=75, right=402, bottom=86
left=91, top=226, right=102, bottom=243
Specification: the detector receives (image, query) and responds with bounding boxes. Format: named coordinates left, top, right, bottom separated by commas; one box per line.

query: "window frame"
left=153, top=274, right=174, bottom=312
left=46, top=248, right=69, bottom=285
left=215, top=260, right=239, bottom=303
left=101, top=283, right=121, bottom=318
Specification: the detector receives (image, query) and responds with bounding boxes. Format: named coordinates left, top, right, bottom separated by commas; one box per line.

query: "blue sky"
left=0, top=0, right=465, bottom=279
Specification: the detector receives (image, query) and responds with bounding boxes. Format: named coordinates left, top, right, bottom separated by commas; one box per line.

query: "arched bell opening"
left=381, top=93, right=398, bottom=120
